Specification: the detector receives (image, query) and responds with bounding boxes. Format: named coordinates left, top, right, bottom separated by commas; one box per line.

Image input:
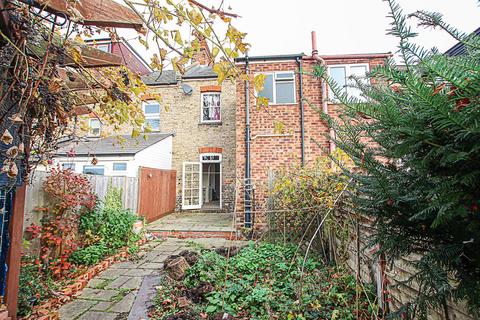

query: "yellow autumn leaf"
left=69, top=46, right=83, bottom=64
left=256, top=96, right=269, bottom=107
left=212, top=47, right=219, bottom=58
left=254, top=74, right=266, bottom=92
left=273, top=121, right=285, bottom=134
left=174, top=31, right=183, bottom=45
left=131, top=128, right=141, bottom=138
left=74, top=34, right=85, bottom=44
left=138, top=37, right=149, bottom=49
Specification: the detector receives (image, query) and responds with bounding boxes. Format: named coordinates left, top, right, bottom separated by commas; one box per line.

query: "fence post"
left=5, top=184, right=27, bottom=319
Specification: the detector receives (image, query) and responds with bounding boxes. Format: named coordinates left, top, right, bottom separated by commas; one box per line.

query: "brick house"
left=234, top=51, right=391, bottom=228
left=141, top=66, right=237, bottom=212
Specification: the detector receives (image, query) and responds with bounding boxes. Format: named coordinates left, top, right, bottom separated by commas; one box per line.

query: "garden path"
left=58, top=237, right=244, bottom=320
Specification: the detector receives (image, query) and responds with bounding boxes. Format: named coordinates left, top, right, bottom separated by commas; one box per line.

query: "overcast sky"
left=119, top=0, right=479, bottom=63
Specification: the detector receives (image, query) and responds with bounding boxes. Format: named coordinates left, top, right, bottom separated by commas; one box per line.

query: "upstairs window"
left=143, top=101, right=160, bottom=131
left=89, top=118, right=101, bottom=137
left=257, top=71, right=296, bottom=104
left=201, top=92, right=221, bottom=123
left=328, top=64, right=369, bottom=101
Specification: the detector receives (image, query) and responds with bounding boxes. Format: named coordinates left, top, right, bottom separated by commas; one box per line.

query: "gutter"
left=311, top=31, right=335, bottom=154
left=244, top=53, right=252, bottom=228
left=296, top=57, right=305, bottom=166
left=235, top=53, right=304, bottom=63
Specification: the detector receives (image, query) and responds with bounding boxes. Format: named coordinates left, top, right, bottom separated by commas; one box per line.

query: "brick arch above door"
left=198, top=147, right=223, bottom=154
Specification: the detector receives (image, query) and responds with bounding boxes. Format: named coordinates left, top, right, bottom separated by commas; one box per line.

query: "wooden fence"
left=137, top=167, right=176, bottom=223
left=24, top=167, right=176, bottom=230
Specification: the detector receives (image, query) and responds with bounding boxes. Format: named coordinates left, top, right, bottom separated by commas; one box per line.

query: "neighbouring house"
left=54, top=133, right=173, bottom=177
left=141, top=63, right=237, bottom=212
left=234, top=49, right=391, bottom=229
left=445, top=27, right=480, bottom=56
left=85, top=37, right=152, bottom=75
left=58, top=47, right=237, bottom=213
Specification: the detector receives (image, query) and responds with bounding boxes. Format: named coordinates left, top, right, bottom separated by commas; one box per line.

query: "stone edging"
left=25, top=238, right=148, bottom=320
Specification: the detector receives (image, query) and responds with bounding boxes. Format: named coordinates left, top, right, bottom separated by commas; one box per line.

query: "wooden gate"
left=137, top=167, right=176, bottom=222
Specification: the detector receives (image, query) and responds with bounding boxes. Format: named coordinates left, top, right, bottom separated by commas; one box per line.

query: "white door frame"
left=181, top=162, right=202, bottom=210
left=199, top=153, right=222, bottom=208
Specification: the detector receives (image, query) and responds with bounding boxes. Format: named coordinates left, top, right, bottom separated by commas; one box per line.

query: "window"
left=257, top=71, right=296, bottom=104
left=62, top=163, right=75, bottom=170
left=89, top=118, right=101, bottom=137
left=83, top=165, right=105, bottom=175
left=96, top=44, right=110, bottom=53
left=201, top=92, right=221, bottom=123
left=113, top=162, right=127, bottom=171
left=328, top=64, right=369, bottom=101
left=143, top=102, right=160, bottom=131
left=200, top=154, right=221, bottom=162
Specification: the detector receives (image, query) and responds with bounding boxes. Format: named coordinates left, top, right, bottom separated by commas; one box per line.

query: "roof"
left=141, top=70, right=177, bottom=85
left=56, top=133, right=173, bottom=157
left=142, top=64, right=217, bottom=85
left=445, top=27, right=480, bottom=56
left=183, top=65, right=217, bottom=79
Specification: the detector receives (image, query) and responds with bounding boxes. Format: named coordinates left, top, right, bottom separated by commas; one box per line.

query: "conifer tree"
left=314, top=1, right=480, bottom=318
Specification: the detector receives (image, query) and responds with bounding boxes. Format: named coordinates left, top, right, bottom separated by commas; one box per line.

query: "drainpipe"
left=296, top=57, right=305, bottom=166
left=311, top=31, right=336, bottom=154
left=244, top=53, right=252, bottom=228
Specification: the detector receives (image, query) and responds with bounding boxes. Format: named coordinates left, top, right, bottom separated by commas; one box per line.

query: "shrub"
left=29, top=168, right=97, bottom=278
left=314, top=1, right=480, bottom=317
left=267, top=152, right=352, bottom=259
left=69, top=243, right=107, bottom=266
left=74, top=187, right=140, bottom=262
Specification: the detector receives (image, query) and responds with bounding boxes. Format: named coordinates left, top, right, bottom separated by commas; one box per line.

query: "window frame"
left=113, top=162, right=127, bottom=172
left=199, top=153, right=222, bottom=163
left=255, top=71, right=297, bottom=105
left=327, top=63, right=370, bottom=102
left=200, top=92, right=222, bottom=124
left=88, top=118, right=101, bottom=137
left=83, top=165, right=105, bottom=176
left=142, top=101, right=161, bottom=131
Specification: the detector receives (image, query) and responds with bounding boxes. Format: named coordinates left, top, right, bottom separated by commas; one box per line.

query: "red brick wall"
left=235, top=56, right=388, bottom=228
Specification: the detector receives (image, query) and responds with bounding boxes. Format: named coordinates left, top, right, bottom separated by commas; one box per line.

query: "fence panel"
left=24, top=172, right=139, bottom=231
left=137, top=167, right=176, bottom=223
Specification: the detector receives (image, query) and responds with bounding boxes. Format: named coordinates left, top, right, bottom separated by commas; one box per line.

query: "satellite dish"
left=182, top=84, right=193, bottom=95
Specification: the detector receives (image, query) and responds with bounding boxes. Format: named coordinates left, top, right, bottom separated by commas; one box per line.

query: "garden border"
left=23, top=238, right=148, bottom=320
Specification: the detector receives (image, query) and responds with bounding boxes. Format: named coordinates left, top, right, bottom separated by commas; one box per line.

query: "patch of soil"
left=186, top=282, right=214, bottom=303
left=214, top=246, right=241, bottom=257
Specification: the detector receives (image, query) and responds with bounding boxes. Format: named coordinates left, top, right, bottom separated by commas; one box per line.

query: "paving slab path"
left=58, top=237, right=245, bottom=320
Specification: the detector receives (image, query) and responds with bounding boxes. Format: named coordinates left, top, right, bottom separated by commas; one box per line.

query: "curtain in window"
left=203, top=93, right=221, bottom=121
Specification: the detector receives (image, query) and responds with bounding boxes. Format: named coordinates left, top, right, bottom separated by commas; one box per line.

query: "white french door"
left=182, top=162, right=202, bottom=210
